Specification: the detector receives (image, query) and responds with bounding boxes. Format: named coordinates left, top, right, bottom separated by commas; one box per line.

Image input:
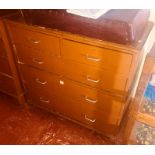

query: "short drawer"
left=62, top=61, right=128, bottom=95
left=16, top=47, right=62, bottom=74
left=62, top=39, right=133, bottom=76
left=26, top=85, right=57, bottom=111
left=0, top=57, right=12, bottom=76
left=0, top=73, right=17, bottom=95
left=19, top=64, right=61, bottom=94
left=9, top=25, right=60, bottom=57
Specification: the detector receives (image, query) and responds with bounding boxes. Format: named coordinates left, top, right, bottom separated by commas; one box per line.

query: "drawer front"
left=19, top=64, right=61, bottom=95
left=62, top=61, right=127, bottom=95
left=56, top=92, right=123, bottom=126
left=62, top=39, right=133, bottom=76
left=16, top=46, right=62, bottom=74
left=0, top=74, right=17, bottom=95
left=58, top=78, right=124, bottom=116
left=0, top=58, right=12, bottom=75
left=10, top=26, right=60, bottom=57
left=26, top=85, right=57, bottom=111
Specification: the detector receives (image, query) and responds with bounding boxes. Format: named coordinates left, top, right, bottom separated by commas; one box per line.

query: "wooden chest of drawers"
left=5, top=19, right=153, bottom=135
left=0, top=19, right=24, bottom=103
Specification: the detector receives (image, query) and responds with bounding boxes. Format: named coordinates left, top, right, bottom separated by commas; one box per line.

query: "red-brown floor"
left=0, top=93, right=115, bottom=145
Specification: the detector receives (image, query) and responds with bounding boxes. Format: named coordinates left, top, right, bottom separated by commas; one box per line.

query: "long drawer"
left=0, top=57, right=12, bottom=75
left=62, top=60, right=128, bottom=95
left=62, top=39, right=133, bottom=76
left=9, top=25, right=60, bottom=57
left=0, top=73, right=17, bottom=95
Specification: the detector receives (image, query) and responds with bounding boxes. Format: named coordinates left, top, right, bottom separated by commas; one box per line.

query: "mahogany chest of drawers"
left=5, top=18, right=153, bottom=136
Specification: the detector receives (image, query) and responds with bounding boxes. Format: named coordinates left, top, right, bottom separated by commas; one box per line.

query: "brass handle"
left=86, top=55, right=101, bottom=62
left=17, top=60, right=25, bottom=65
left=27, top=37, right=40, bottom=44
left=86, top=75, right=100, bottom=83
left=85, top=96, right=98, bottom=103
left=59, top=80, right=65, bottom=85
left=84, top=115, right=96, bottom=123
left=32, top=58, right=44, bottom=65
left=35, top=78, right=47, bottom=85
left=40, top=97, right=50, bottom=103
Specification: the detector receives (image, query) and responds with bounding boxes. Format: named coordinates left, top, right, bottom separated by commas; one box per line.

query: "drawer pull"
left=59, top=80, right=64, bottom=85
left=40, top=97, right=50, bottom=103
left=32, top=58, right=44, bottom=65
left=35, top=78, right=47, bottom=85
left=85, top=96, right=98, bottom=103
left=86, top=55, right=101, bottom=62
left=17, top=60, right=25, bottom=65
left=86, top=76, right=100, bottom=83
left=27, top=37, right=40, bottom=44
left=85, top=115, right=96, bottom=123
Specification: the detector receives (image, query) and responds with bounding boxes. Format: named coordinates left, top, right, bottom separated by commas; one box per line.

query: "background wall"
left=150, top=9, right=155, bottom=22
left=132, top=9, right=155, bottom=97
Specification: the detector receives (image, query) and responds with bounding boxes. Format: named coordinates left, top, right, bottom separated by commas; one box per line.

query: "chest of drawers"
left=5, top=19, right=153, bottom=135
left=0, top=19, right=24, bottom=103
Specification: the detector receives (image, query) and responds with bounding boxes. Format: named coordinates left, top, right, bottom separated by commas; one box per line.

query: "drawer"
left=16, top=46, right=62, bottom=74
left=26, top=84, right=58, bottom=111
left=0, top=57, right=12, bottom=75
left=62, top=61, right=128, bottom=95
left=62, top=39, right=133, bottom=76
left=58, top=78, right=124, bottom=122
left=56, top=93, right=122, bottom=126
left=19, top=64, right=61, bottom=95
left=0, top=74, right=17, bottom=95
left=0, top=38, right=7, bottom=58
left=10, top=26, right=60, bottom=57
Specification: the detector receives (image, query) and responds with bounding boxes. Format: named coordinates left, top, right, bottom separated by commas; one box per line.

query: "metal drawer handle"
left=32, top=58, right=44, bottom=65
left=85, top=115, right=96, bottom=123
left=17, top=60, right=25, bottom=65
left=86, top=75, right=100, bottom=83
left=86, top=55, right=101, bottom=62
left=35, top=78, right=47, bottom=85
left=27, top=37, right=40, bottom=44
left=85, top=96, right=98, bottom=103
left=40, top=97, right=50, bottom=103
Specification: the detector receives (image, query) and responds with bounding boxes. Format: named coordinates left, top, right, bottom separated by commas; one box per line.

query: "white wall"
left=150, top=9, right=155, bottom=22
left=132, top=9, right=155, bottom=97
